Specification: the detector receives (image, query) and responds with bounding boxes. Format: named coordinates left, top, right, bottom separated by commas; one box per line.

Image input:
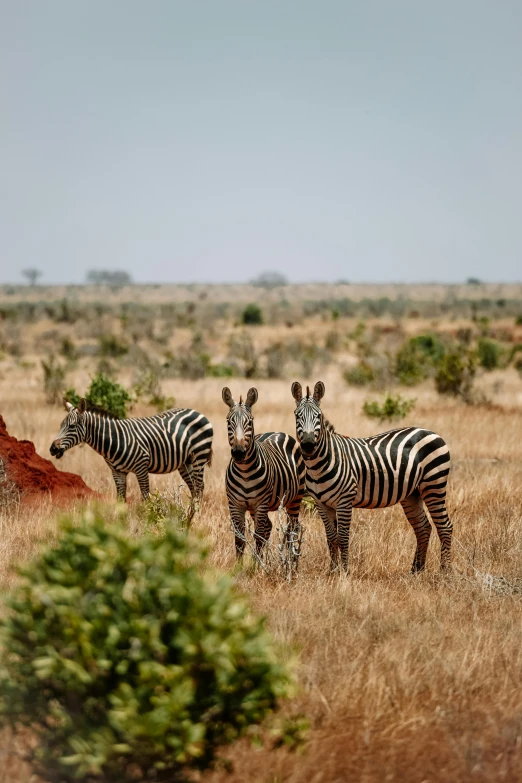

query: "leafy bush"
left=516, top=314, right=522, bottom=326
left=241, top=303, right=264, bottom=325
left=409, top=333, right=446, bottom=364
left=435, top=348, right=476, bottom=401
left=394, top=334, right=445, bottom=386
left=363, top=393, right=416, bottom=422
left=0, top=510, right=294, bottom=783
left=41, top=355, right=67, bottom=404
left=343, top=360, right=375, bottom=386
left=65, top=374, right=132, bottom=418
left=477, top=338, right=503, bottom=371
left=394, top=342, right=428, bottom=386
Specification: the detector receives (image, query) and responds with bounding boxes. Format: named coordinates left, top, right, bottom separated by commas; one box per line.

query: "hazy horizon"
left=2, top=2, right=522, bottom=285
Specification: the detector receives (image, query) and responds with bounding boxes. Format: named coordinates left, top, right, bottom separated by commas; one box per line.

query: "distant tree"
left=251, top=271, right=288, bottom=289
left=86, top=270, right=133, bottom=288
left=466, top=277, right=482, bottom=285
left=22, top=268, right=42, bottom=286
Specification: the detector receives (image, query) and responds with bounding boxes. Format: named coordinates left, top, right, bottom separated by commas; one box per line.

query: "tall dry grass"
left=1, top=364, right=522, bottom=782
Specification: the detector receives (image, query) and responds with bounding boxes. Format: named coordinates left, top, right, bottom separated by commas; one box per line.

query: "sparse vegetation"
left=41, top=355, right=67, bottom=404
left=1, top=281, right=522, bottom=782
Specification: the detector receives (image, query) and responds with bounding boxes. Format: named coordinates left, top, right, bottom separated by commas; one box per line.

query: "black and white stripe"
left=222, top=387, right=306, bottom=557
left=50, top=399, right=213, bottom=511
left=292, top=381, right=452, bottom=573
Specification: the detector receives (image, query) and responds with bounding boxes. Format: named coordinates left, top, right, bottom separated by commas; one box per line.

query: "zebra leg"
left=337, top=504, right=353, bottom=572
left=110, top=468, right=128, bottom=502
left=179, top=462, right=198, bottom=523
left=316, top=503, right=339, bottom=571
left=253, top=507, right=273, bottom=555
left=421, top=486, right=453, bottom=570
left=134, top=466, right=151, bottom=500
left=229, top=504, right=247, bottom=559
left=284, top=497, right=302, bottom=569
left=400, top=490, right=432, bottom=573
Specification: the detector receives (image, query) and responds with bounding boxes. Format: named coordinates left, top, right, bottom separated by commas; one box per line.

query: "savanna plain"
left=1, top=282, right=522, bottom=782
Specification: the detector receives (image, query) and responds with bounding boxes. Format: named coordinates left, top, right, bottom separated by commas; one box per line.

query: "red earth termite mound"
left=0, top=415, right=97, bottom=506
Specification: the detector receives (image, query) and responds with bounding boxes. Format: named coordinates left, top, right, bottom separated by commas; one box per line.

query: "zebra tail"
left=207, top=449, right=213, bottom=468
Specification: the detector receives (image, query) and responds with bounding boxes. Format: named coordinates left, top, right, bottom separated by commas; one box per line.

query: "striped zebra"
left=222, top=387, right=306, bottom=558
left=50, top=398, right=213, bottom=514
left=291, top=381, right=452, bottom=573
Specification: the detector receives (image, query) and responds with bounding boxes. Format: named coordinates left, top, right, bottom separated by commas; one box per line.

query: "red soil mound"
left=0, top=415, right=97, bottom=506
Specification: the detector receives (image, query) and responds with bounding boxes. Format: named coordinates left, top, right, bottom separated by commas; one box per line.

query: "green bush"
left=477, top=338, right=503, bottom=371
left=394, top=334, right=445, bottom=386
left=394, top=342, right=427, bottom=386
left=515, top=314, right=522, bottom=326
left=65, top=374, right=132, bottom=418
left=343, top=360, right=375, bottom=386
left=363, top=393, right=416, bottom=422
left=241, top=303, right=264, bottom=325
left=409, top=334, right=446, bottom=364
left=0, top=510, right=294, bottom=783
left=435, top=348, right=476, bottom=401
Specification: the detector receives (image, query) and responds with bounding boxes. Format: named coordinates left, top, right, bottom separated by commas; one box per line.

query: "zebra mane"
left=323, top=418, right=336, bottom=434
left=84, top=403, right=122, bottom=420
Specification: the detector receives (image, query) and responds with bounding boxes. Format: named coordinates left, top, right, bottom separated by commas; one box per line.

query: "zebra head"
left=50, top=398, right=88, bottom=459
left=291, top=381, right=325, bottom=456
left=222, top=386, right=258, bottom=463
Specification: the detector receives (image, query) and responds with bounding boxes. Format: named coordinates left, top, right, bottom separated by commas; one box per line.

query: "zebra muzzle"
left=50, top=442, right=65, bottom=459
left=231, top=446, right=246, bottom=463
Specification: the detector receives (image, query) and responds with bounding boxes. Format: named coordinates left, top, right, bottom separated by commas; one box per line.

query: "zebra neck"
left=233, top=439, right=260, bottom=471
left=303, top=426, right=334, bottom=469
left=84, top=412, right=118, bottom=457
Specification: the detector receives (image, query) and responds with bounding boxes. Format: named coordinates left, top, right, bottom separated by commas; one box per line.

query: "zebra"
left=291, top=381, right=452, bottom=573
left=50, top=398, right=213, bottom=515
left=222, top=386, right=306, bottom=560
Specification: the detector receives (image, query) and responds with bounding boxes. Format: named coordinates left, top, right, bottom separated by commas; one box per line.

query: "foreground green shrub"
left=65, top=373, right=132, bottom=418
left=0, top=510, right=294, bottom=783
left=363, top=393, right=416, bottom=422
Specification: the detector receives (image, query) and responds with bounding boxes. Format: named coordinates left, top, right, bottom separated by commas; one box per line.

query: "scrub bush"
left=0, top=510, right=294, bottom=782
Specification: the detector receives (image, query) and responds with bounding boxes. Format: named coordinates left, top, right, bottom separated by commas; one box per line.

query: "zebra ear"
left=63, top=398, right=74, bottom=412
left=291, top=381, right=302, bottom=403
left=78, top=398, right=87, bottom=414
left=313, top=381, right=325, bottom=403
left=222, top=387, right=235, bottom=408
left=246, top=387, right=258, bottom=408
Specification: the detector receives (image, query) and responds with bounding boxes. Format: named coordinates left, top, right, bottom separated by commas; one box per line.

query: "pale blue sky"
left=1, top=1, right=521, bottom=284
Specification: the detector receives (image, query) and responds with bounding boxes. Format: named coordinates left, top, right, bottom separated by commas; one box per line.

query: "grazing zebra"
left=50, top=399, right=213, bottom=513
left=291, top=381, right=452, bottom=573
left=222, top=387, right=306, bottom=558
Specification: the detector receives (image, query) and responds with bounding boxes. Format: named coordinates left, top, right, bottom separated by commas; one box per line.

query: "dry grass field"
left=1, top=285, right=522, bottom=782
